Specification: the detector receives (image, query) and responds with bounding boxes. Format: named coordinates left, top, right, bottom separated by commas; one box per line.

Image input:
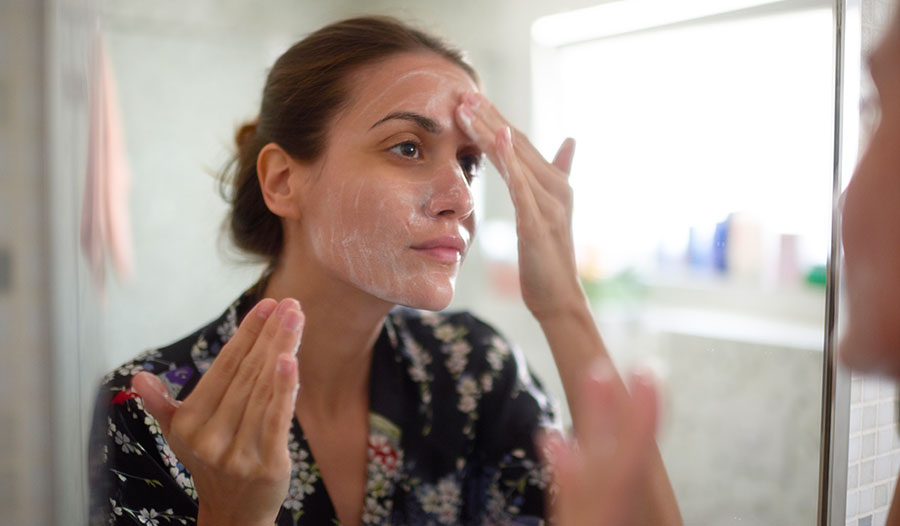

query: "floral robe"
left=88, top=289, right=559, bottom=526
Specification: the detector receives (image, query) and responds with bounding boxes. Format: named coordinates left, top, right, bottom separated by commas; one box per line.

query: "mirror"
left=6, top=0, right=851, bottom=523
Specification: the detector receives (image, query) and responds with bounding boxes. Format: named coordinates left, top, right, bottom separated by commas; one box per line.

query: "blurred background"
left=3, top=0, right=890, bottom=524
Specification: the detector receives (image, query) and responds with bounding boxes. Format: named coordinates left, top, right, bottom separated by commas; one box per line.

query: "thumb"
left=132, top=371, right=179, bottom=435
left=552, top=137, right=576, bottom=176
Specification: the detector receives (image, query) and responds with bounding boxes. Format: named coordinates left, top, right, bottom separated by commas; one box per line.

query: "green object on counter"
left=805, top=264, right=828, bottom=287
left=581, top=268, right=646, bottom=305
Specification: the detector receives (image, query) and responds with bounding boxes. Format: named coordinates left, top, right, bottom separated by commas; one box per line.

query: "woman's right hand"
left=132, top=298, right=304, bottom=526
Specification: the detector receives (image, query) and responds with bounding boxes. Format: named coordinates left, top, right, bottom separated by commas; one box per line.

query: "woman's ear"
left=257, top=142, right=307, bottom=220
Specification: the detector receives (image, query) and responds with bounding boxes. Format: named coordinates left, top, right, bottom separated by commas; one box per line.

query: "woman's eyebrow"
left=369, top=111, right=443, bottom=134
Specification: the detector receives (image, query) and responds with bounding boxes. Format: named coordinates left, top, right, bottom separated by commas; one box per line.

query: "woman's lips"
left=411, top=236, right=466, bottom=263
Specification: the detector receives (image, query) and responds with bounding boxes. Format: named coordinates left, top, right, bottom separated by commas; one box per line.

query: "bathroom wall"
left=844, top=1, right=900, bottom=526
left=0, top=1, right=54, bottom=524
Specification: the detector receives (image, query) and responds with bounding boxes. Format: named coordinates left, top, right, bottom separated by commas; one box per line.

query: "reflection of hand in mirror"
left=132, top=298, right=303, bottom=526
left=541, top=361, right=660, bottom=526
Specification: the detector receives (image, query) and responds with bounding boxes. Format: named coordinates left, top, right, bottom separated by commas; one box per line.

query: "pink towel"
left=81, top=29, right=134, bottom=297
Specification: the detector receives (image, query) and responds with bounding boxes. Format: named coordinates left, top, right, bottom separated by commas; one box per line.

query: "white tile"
left=876, top=456, right=892, bottom=482
left=848, top=490, right=859, bottom=518
left=864, top=433, right=877, bottom=459
left=851, top=436, right=862, bottom=462
left=875, top=483, right=889, bottom=507
left=861, top=486, right=875, bottom=514
left=859, top=488, right=875, bottom=515
left=865, top=406, right=878, bottom=429
left=878, top=428, right=895, bottom=455
left=854, top=377, right=864, bottom=404
left=849, top=464, right=860, bottom=489
left=874, top=1, right=895, bottom=26
left=874, top=510, right=887, bottom=526
left=852, top=407, right=863, bottom=433
left=893, top=452, right=900, bottom=477
left=878, top=401, right=895, bottom=426
left=862, top=460, right=875, bottom=484
left=866, top=378, right=881, bottom=402
left=878, top=379, right=896, bottom=399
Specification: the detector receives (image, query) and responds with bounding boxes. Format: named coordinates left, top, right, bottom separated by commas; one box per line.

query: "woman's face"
left=839, top=12, right=900, bottom=375
left=296, top=52, right=481, bottom=311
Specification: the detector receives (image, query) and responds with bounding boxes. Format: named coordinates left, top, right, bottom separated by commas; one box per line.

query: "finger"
left=494, top=125, right=545, bottom=227
left=457, top=97, right=562, bottom=210
left=463, top=93, right=569, bottom=181
left=552, top=138, right=576, bottom=176
left=457, top=102, right=538, bottom=216
left=234, top=301, right=304, bottom=451
left=603, top=368, right=661, bottom=522
left=534, top=427, right=565, bottom=467
left=579, top=359, right=623, bottom=461
left=185, top=298, right=278, bottom=413
left=207, top=299, right=302, bottom=441
left=618, top=367, right=660, bottom=462
left=542, top=433, right=580, bottom=526
left=132, top=371, right=180, bottom=436
left=260, top=352, right=300, bottom=465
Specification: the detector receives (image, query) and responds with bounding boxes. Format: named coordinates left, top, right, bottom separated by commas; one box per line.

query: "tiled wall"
left=846, top=376, right=900, bottom=525
left=845, top=2, right=898, bottom=525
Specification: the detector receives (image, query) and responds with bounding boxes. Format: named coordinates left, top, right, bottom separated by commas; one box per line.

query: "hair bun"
left=235, top=120, right=259, bottom=151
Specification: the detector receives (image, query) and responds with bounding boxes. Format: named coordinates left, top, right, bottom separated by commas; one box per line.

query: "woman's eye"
left=460, top=154, right=485, bottom=180
left=390, top=141, right=421, bottom=159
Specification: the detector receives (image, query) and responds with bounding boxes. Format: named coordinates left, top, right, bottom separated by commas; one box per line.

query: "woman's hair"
left=221, top=16, right=478, bottom=268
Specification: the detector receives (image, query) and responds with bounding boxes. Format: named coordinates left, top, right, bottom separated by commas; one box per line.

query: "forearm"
left=536, top=295, right=683, bottom=526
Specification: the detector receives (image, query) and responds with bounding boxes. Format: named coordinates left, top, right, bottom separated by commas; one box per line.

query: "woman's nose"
left=425, top=161, right=474, bottom=220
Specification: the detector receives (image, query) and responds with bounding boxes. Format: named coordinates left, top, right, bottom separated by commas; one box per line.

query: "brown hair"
left=221, top=16, right=478, bottom=268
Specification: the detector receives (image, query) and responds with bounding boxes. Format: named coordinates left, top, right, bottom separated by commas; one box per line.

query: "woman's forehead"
left=342, top=53, right=479, bottom=124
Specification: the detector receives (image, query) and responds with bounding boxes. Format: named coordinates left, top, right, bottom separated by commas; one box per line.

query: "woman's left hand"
left=540, top=360, right=662, bottom=526
left=456, top=92, right=582, bottom=320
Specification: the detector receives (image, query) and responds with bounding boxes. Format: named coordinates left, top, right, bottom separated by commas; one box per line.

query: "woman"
left=89, top=16, right=680, bottom=526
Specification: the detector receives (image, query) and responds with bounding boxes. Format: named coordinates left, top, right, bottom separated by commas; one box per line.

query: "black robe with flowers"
left=88, top=288, right=558, bottom=526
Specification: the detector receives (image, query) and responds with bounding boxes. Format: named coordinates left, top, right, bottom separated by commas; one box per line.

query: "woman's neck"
left=262, top=256, right=393, bottom=420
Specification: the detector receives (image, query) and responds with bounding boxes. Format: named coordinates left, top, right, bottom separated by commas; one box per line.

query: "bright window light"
left=532, top=1, right=834, bottom=281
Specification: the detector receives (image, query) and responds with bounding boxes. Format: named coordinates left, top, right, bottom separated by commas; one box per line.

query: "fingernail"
left=282, top=309, right=304, bottom=332
left=458, top=105, right=476, bottom=136
left=465, top=92, right=482, bottom=109
left=503, top=126, right=513, bottom=148
left=146, top=374, right=171, bottom=400
left=589, top=359, right=615, bottom=385
left=276, top=298, right=300, bottom=317
left=276, top=354, right=295, bottom=375
left=630, top=364, right=659, bottom=388
left=256, top=299, right=276, bottom=319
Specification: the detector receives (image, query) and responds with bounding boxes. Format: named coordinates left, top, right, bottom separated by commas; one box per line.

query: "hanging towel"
left=80, top=28, right=134, bottom=297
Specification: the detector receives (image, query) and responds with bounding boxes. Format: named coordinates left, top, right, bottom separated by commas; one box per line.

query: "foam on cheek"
left=313, top=176, right=452, bottom=309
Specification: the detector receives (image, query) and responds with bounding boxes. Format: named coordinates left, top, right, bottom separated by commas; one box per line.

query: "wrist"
left=531, top=288, right=592, bottom=325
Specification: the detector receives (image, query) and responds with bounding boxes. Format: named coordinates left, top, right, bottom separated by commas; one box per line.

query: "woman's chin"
left=839, top=328, right=900, bottom=379
left=394, top=282, right=455, bottom=311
